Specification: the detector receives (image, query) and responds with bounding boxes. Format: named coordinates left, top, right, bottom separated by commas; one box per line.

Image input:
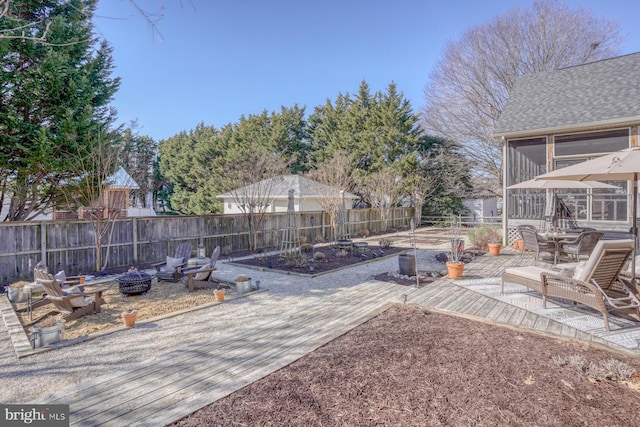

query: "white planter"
left=32, top=320, right=66, bottom=348
left=236, top=281, right=252, bottom=295
left=7, top=286, right=26, bottom=303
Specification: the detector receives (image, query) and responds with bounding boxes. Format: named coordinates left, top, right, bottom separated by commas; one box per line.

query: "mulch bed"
left=172, top=305, right=640, bottom=427
left=232, top=244, right=409, bottom=275
left=372, top=270, right=444, bottom=287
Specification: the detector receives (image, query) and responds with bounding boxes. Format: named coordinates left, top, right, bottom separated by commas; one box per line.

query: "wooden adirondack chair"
left=35, top=269, right=109, bottom=322
left=181, top=246, right=221, bottom=292
left=153, top=242, right=193, bottom=282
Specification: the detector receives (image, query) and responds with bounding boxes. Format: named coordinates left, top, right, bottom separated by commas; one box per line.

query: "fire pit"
left=116, top=272, right=153, bottom=296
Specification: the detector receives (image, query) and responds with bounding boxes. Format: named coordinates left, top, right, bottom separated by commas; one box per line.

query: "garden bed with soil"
left=232, top=244, right=409, bottom=275
left=173, top=305, right=640, bottom=426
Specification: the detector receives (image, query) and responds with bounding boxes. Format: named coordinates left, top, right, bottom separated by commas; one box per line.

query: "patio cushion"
left=573, top=239, right=633, bottom=282
left=62, top=285, right=89, bottom=308
left=571, top=261, right=588, bottom=280
left=54, top=270, right=67, bottom=284
left=194, top=264, right=212, bottom=281
left=164, top=256, right=183, bottom=272
left=503, top=266, right=557, bottom=283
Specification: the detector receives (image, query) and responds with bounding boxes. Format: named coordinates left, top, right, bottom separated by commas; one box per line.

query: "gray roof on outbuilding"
left=494, top=52, right=640, bottom=137
left=218, top=175, right=358, bottom=199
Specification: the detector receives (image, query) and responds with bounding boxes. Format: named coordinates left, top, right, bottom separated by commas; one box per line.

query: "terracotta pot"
left=512, top=239, right=524, bottom=251
left=446, top=261, right=464, bottom=279
left=121, top=310, right=138, bottom=327
left=214, top=289, right=225, bottom=302
left=488, top=243, right=502, bottom=256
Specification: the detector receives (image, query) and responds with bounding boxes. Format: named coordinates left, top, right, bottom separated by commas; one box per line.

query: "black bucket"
left=398, top=253, right=416, bottom=276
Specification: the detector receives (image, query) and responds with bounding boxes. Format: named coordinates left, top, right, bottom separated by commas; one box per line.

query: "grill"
left=116, top=272, right=153, bottom=296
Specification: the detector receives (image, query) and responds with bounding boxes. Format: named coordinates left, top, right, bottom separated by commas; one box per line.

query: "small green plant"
left=379, top=238, right=391, bottom=249
left=448, top=215, right=464, bottom=264
left=601, top=358, right=636, bottom=380
left=286, top=252, right=309, bottom=268
left=235, top=275, right=249, bottom=282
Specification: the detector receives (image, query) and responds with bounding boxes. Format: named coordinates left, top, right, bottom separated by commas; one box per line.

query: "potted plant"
left=32, top=316, right=66, bottom=347
left=214, top=287, right=226, bottom=302
left=446, top=215, right=465, bottom=279
left=235, top=275, right=252, bottom=295
left=487, top=226, right=503, bottom=256
left=121, top=307, right=138, bottom=327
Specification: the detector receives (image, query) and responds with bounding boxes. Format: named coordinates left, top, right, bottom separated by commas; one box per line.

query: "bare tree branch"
left=421, top=0, right=624, bottom=184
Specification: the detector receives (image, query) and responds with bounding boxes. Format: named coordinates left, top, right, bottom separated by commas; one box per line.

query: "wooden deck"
left=32, top=248, right=638, bottom=426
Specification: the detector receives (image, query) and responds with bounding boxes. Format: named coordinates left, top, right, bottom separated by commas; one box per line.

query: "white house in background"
left=463, top=197, right=499, bottom=223
left=0, top=167, right=156, bottom=221
left=218, top=175, right=359, bottom=214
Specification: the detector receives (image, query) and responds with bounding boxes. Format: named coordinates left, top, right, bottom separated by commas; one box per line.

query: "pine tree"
left=0, top=0, right=120, bottom=221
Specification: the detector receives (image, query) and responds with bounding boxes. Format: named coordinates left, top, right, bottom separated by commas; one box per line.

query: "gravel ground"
left=0, top=247, right=446, bottom=404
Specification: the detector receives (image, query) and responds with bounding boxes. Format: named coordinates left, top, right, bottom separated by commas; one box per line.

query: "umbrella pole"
left=632, top=173, right=638, bottom=284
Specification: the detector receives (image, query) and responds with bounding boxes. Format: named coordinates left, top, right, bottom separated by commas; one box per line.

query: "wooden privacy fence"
left=0, top=207, right=413, bottom=284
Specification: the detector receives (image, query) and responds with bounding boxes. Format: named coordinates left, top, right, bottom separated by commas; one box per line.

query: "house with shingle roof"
left=218, top=174, right=358, bottom=214
left=494, top=52, right=640, bottom=234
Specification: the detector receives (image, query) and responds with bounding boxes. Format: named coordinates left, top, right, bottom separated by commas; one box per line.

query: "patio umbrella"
left=535, top=146, right=640, bottom=279
left=507, top=179, right=618, bottom=190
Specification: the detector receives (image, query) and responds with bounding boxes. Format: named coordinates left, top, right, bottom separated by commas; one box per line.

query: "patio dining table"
left=539, top=232, right=575, bottom=265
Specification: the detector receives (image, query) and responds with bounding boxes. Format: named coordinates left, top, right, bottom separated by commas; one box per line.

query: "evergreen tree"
left=0, top=0, right=120, bottom=221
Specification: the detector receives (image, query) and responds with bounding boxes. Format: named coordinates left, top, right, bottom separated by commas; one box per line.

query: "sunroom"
left=495, top=52, right=640, bottom=243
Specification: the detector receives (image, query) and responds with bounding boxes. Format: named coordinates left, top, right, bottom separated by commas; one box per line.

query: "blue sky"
left=93, top=0, right=640, bottom=142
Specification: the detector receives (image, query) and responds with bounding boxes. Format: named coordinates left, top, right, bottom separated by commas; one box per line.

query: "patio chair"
left=504, top=239, right=636, bottom=331
left=35, top=268, right=109, bottom=322
left=558, top=231, right=604, bottom=261
left=181, top=246, right=221, bottom=292
left=519, top=228, right=558, bottom=264
left=33, top=263, right=84, bottom=286
left=153, top=242, right=192, bottom=282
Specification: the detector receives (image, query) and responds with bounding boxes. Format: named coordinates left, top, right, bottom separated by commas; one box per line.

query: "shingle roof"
left=218, top=175, right=358, bottom=199
left=494, top=52, right=640, bottom=137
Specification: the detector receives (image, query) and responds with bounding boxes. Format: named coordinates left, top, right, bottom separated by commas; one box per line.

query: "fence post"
left=40, top=221, right=47, bottom=265
left=132, top=218, right=138, bottom=263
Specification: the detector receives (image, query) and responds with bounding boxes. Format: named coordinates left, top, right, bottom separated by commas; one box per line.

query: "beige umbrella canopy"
left=507, top=179, right=617, bottom=189
left=536, top=146, right=640, bottom=278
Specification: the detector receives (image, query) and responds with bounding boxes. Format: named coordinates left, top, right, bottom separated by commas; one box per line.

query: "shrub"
left=313, top=251, right=326, bottom=260
left=235, top=275, right=249, bottom=282
left=300, top=243, right=313, bottom=253
left=379, top=238, right=391, bottom=249
left=468, top=224, right=501, bottom=251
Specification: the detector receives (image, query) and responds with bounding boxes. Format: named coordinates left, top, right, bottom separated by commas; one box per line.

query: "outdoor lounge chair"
left=154, top=242, right=193, bottom=282
left=35, top=269, right=109, bottom=322
left=502, top=239, right=638, bottom=331
left=558, top=231, right=604, bottom=261
left=519, top=228, right=558, bottom=264
left=181, top=246, right=221, bottom=292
